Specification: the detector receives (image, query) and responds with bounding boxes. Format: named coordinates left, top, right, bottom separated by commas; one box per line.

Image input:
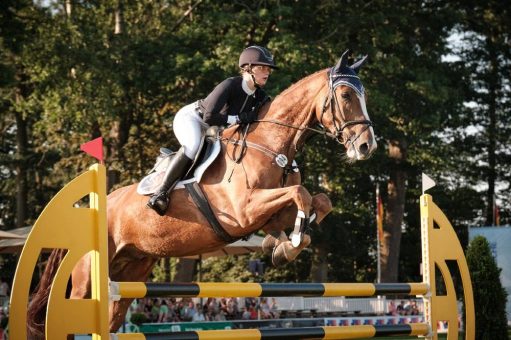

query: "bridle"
left=255, top=68, right=373, bottom=147
left=320, top=68, right=373, bottom=146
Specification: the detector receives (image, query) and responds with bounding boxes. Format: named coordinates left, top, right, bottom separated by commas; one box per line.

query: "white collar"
left=242, top=78, right=256, bottom=95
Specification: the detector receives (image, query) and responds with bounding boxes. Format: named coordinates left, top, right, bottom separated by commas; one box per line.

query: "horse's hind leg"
left=70, top=253, right=93, bottom=300
left=108, top=248, right=158, bottom=332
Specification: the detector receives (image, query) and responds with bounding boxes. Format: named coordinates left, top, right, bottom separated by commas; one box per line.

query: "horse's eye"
left=341, top=92, right=351, bottom=101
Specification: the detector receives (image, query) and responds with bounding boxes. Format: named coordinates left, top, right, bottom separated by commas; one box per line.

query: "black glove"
left=238, top=109, right=259, bottom=124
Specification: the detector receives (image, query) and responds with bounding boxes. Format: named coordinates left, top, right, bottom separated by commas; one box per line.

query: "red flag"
left=80, top=137, right=103, bottom=162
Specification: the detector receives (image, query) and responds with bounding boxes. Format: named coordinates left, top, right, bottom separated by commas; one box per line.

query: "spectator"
left=207, top=298, right=220, bottom=315
left=0, top=278, right=9, bottom=297
left=409, top=300, right=420, bottom=315
left=150, top=299, right=161, bottom=322
left=244, top=297, right=257, bottom=309
left=259, top=298, right=272, bottom=319
left=219, top=298, right=228, bottom=312
left=387, top=300, right=397, bottom=316
left=214, top=309, right=227, bottom=321
left=193, top=305, right=206, bottom=321
left=158, top=300, right=169, bottom=322
left=175, top=300, right=186, bottom=320
left=182, top=301, right=197, bottom=321
left=205, top=309, right=215, bottom=321
left=167, top=300, right=180, bottom=322
left=143, top=298, right=154, bottom=320
left=403, top=300, right=412, bottom=315
left=269, top=298, right=280, bottom=319
left=396, top=300, right=406, bottom=315
left=0, top=308, right=6, bottom=338
left=241, top=307, right=251, bottom=320
left=225, top=298, right=238, bottom=320
left=249, top=306, right=258, bottom=320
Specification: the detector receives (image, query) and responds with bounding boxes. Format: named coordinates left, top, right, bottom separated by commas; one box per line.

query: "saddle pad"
left=137, top=140, right=221, bottom=195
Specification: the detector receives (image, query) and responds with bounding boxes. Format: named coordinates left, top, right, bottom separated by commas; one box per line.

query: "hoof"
left=272, top=244, right=290, bottom=267
left=262, top=233, right=280, bottom=254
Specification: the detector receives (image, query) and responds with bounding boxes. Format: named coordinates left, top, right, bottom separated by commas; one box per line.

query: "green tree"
left=466, top=236, right=508, bottom=339
left=2, top=0, right=509, bottom=290
left=452, top=0, right=511, bottom=225
left=0, top=1, right=49, bottom=229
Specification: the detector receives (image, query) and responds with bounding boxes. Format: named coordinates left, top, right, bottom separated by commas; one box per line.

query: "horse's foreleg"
left=271, top=234, right=312, bottom=266
left=311, top=193, right=333, bottom=224
left=271, top=193, right=331, bottom=265
left=262, top=212, right=313, bottom=266
left=259, top=192, right=332, bottom=266
left=236, top=185, right=312, bottom=266
left=240, top=185, right=313, bottom=229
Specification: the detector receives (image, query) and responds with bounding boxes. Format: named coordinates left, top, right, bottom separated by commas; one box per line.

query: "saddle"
left=137, top=126, right=221, bottom=196
left=138, top=126, right=238, bottom=243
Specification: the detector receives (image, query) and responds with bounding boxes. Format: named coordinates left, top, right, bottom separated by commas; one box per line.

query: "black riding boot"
left=147, top=147, right=193, bottom=216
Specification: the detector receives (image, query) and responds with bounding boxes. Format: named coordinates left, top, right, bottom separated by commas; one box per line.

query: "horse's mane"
left=222, top=68, right=328, bottom=136
left=274, top=68, right=328, bottom=100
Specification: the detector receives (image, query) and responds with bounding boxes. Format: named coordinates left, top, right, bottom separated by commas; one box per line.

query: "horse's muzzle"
left=347, top=138, right=377, bottom=160
left=357, top=140, right=377, bottom=159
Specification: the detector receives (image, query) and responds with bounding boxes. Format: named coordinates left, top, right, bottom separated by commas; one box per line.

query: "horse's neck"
left=254, top=70, right=327, bottom=158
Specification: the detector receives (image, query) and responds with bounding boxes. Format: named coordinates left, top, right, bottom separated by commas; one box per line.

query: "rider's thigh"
left=173, top=103, right=203, bottom=159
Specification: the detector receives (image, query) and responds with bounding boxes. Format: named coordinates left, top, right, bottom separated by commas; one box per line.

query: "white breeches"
left=173, top=102, right=207, bottom=159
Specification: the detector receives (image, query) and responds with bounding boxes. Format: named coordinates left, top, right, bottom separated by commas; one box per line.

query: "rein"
left=248, top=68, right=373, bottom=148
left=218, top=68, right=373, bottom=183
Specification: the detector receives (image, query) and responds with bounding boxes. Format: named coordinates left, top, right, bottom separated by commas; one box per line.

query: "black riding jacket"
left=199, top=76, right=268, bottom=126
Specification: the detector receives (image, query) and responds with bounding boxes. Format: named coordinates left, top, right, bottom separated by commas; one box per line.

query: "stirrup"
left=147, top=192, right=170, bottom=216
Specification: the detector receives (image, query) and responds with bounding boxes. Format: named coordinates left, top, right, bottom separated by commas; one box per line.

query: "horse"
left=27, top=50, right=376, bottom=337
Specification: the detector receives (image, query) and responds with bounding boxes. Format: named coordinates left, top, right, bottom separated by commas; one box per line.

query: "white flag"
left=422, top=173, right=436, bottom=193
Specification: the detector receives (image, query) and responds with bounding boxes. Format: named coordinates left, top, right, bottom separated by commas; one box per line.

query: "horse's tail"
left=27, top=248, right=67, bottom=339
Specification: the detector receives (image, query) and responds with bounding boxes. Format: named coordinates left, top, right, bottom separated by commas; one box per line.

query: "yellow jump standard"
left=9, top=164, right=475, bottom=340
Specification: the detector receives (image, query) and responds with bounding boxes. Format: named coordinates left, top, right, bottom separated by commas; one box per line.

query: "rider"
left=147, top=45, right=278, bottom=215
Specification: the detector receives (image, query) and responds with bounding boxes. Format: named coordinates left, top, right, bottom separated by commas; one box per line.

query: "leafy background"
left=0, top=0, right=509, bottom=284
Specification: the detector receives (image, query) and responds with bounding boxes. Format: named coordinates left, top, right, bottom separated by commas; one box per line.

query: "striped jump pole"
left=113, top=324, right=430, bottom=340
left=8, top=164, right=474, bottom=340
left=110, top=281, right=429, bottom=299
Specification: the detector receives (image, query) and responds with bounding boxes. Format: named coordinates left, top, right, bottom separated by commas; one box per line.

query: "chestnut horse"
left=27, top=50, right=376, bottom=337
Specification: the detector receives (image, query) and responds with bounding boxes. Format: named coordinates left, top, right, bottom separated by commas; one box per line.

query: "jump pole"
left=8, top=163, right=475, bottom=339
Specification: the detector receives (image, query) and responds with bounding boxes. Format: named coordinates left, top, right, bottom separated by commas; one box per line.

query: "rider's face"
left=251, top=65, right=272, bottom=87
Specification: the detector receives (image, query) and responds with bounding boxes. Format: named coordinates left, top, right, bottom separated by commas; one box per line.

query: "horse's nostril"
left=359, top=143, right=369, bottom=155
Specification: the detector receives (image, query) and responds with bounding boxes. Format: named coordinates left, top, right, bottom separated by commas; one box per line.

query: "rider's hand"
left=238, top=109, right=258, bottom=124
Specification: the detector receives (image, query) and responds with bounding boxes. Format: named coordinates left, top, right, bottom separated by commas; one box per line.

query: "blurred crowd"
left=387, top=300, right=421, bottom=316
left=128, top=296, right=280, bottom=323
left=0, top=277, right=10, bottom=336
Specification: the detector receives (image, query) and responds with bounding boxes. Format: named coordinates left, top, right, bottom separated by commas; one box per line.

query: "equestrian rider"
left=147, top=45, right=278, bottom=215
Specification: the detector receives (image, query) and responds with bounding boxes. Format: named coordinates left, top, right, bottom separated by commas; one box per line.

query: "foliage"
left=465, top=236, right=508, bottom=339
left=0, top=1, right=510, bottom=288
left=449, top=0, right=511, bottom=225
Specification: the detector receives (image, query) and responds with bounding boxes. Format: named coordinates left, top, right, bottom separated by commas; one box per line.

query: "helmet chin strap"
left=251, top=74, right=261, bottom=88
left=247, top=64, right=261, bottom=89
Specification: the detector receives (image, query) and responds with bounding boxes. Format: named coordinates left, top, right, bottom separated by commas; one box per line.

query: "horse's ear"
left=350, top=55, right=368, bottom=74
left=333, top=49, right=351, bottom=74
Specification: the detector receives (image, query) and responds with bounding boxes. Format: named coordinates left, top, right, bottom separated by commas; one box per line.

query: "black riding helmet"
left=239, top=46, right=278, bottom=69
